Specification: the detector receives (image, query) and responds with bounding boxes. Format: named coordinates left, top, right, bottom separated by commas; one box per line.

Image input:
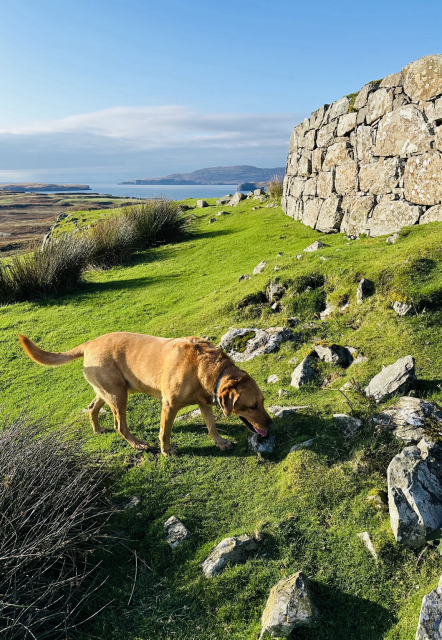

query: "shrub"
left=267, top=174, right=284, bottom=201
left=0, top=414, right=112, bottom=639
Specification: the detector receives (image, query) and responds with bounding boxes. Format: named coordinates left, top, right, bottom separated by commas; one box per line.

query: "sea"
left=42, top=183, right=239, bottom=200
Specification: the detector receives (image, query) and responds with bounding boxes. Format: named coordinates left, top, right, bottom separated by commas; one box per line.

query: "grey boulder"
left=196, top=199, right=208, bottom=208
left=219, top=327, right=292, bottom=362
left=266, top=281, right=285, bottom=302
left=357, top=278, right=375, bottom=303
left=374, top=396, right=442, bottom=443
left=304, top=240, right=326, bottom=252
left=260, top=572, right=316, bottom=638
left=392, top=301, right=413, bottom=316
left=164, top=516, right=191, bottom=549
left=387, top=438, right=442, bottom=548
left=248, top=433, right=276, bottom=454
left=269, top=405, right=309, bottom=418
left=202, top=534, right=258, bottom=577
left=416, top=575, right=442, bottom=639
left=229, top=192, right=246, bottom=206
left=253, top=260, right=267, bottom=275
left=333, top=414, right=363, bottom=437
left=216, top=194, right=233, bottom=205
left=365, top=355, right=416, bottom=403
left=291, top=354, right=318, bottom=388
left=314, top=344, right=353, bottom=366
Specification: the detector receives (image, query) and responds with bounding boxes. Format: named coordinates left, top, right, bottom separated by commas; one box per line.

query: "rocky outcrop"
left=415, top=576, right=442, bottom=639
left=219, top=327, right=293, bottom=362
left=164, top=516, right=191, bottom=549
left=387, top=438, right=442, bottom=548
left=374, top=396, right=442, bottom=443
left=283, top=55, right=442, bottom=237
left=365, top=356, right=416, bottom=403
left=202, top=535, right=258, bottom=577
left=260, top=572, right=316, bottom=638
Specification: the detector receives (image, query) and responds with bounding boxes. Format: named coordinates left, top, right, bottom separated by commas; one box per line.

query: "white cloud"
left=0, top=105, right=303, bottom=181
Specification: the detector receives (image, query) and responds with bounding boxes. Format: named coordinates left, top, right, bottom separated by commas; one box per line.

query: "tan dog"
left=18, top=332, right=273, bottom=456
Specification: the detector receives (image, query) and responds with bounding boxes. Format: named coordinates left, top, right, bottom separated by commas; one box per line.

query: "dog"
left=18, top=332, right=273, bottom=456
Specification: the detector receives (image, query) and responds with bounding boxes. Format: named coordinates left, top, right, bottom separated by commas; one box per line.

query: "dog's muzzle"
left=240, top=416, right=272, bottom=438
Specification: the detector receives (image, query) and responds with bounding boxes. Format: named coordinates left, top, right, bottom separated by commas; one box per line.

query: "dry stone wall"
left=282, top=55, right=442, bottom=236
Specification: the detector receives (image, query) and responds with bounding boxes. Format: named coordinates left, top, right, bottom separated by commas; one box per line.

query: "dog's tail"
left=18, top=334, right=87, bottom=367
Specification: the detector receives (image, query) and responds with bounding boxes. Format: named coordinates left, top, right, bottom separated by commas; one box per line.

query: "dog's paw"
left=133, top=440, right=152, bottom=451
left=161, top=447, right=178, bottom=457
left=216, top=439, right=234, bottom=451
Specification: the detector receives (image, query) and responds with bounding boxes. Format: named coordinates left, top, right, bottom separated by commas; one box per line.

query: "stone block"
left=403, top=54, right=442, bottom=102
left=316, top=121, right=337, bottom=147
left=380, top=71, right=403, bottom=88
left=285, top=197, right=303, bottom=220
left=312, top=148, right=325, bottom=173
left=365, top=355, right=416, bottom=403
left=366, top=88, right=394, bottom=124
left=337, top=112, right=357, bottom=136
left=356, top=125, right=373, bottom=163
left=340, top=194, right=375, bottom=236
left=289, top=128, right=299, bottom=154
left=356, top=106, right=367, bottom=125
left=302, top=128, right=316, bottom=150
left=404, top=151, right=442, bottom=205
left=322, top=141, right=352, bottom=171
left=302, top=198, right=322, bottom=228
left=310, top=103, right=329, bottom=129
left=420, top=204, right=442, bottom=224
left=316, top=171, right=334, bottom=198
left=287, top=176, right=305, bottom=199
left=303, top=176, right=317, bottom=197
left=335, top=161, right=358, bottom=195
left=328, top=96, right=350, bottom=121
left=298, top=154, right=312, bottom=177
left=374, top=105, right=432, bottom=156
left=354, top=82, right=379, bottom=111
left=368, top=199, right=422, bottom=236
left=359, top=158, right=402, bottom=195
left=260, top=572, right=316, bottom=638
left=415, top=576, right=442, bottom=640
left=315, top=195, right=343, bottom=232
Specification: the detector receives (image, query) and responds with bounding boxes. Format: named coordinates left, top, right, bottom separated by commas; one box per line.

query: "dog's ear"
left=218, top=387, right=239, bottom=417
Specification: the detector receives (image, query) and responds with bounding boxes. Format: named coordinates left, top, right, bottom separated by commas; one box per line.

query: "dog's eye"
left=250, top=404, right=258, bottom=411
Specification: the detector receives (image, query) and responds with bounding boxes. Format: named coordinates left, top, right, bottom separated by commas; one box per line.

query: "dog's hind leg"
left=199, top=404, right=233, bottom=451
left=88, top=395, right=106, bottom=434
left=102, top=388, right=151, bottom=451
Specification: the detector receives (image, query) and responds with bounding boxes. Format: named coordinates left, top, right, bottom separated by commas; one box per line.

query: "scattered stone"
left=392, top=301, right=413, bottom=316
left=266, top=374, right=279, bottom=384
left=248, top=433, right=276, bottom=454
left=273, top=266, right=280, bottom=272
left=320, top=306, right=333, bottom=319
left=297, top=254, right=302, bottom=259
left=269, top=405, right=309, bottom=418
left=253, top=261, right=267, bottom=275
left=120, top=496, right=140, bottom=510
left=290, top=354, right=318, bottom=388
left=277, top=252, right=283, bottom=256
left=217, top=210, right=228, bottom=216
left=367, top=489, right=389, bottom=512
left=365, top=356, right=416, bottom=403
left=216, top=194, right=233, bottom=205
left=197, top=200, right=208, bottom=208
left=333, top=414, right=363, bottom=437
left=219, top=327, right=293, bottom=362
left=202, top=535, right=258, bottom=577
left=373, top=396, right=442, bottom=444
left=229, top=192, right=247, bottom=206
left=164, top=516, right=191, bottom=549
left=356, top=278, right=375, bottom=303
left=289, top=439, right=314, bottom=453
left=304, top=240, right=326, bottom=252
left=238, top=274, right=251, bottom=282
left=357, top=531, right=378, bottom=560
left=278, top=389, right=289, bottom=397
left=209, top=217, right=216, bottom=224
left=388, top=437, right=442, bottom=548
left=287, top=317, right=300, bottom=328
left=387, top=232, right=400, bottom=244
left=315, top=344, right=353, bottom=366
left=254, top=188, right=266, bottom=195
left=351, top=355, right=368, bottom=365
left=260, top=572, right=316, bottom=638
left=266, top=281, right=285, bottom=302
left=415, top=575, right=442, bottom=640
left=176, top=408, right=202, bottom=421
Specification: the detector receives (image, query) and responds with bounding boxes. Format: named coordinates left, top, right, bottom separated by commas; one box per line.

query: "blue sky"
left=1, top=0, right=441, bottom=182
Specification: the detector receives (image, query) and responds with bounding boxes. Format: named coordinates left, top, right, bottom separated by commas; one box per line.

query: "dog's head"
left=217, top=373, right=273, bottom=437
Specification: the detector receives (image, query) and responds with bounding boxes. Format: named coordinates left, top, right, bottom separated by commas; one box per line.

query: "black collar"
left=213, top=369, right=227, bottom=408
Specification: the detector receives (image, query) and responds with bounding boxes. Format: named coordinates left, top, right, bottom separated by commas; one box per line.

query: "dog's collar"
left=213, top=369, right=227, bottom=408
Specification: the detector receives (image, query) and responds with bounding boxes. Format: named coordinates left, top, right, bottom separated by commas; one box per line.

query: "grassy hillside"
left=2, top=197, right=442, bottom=639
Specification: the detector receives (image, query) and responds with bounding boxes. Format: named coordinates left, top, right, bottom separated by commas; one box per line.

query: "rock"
left=368, top=199, right=422, bottom=237
left=315, top=344, right=353, bottom=366
left=289, top=439, right=314, bottom=452
left=269, top=405, right=309, bottom=418
left=202, top=535, right=258, bottom=577
left=337, top=112, right=357, bottom=137
left=341, top=194, right=375, bottom=237
left=197, top=200, right=208, bottom=208
left=380, top=72, right=403, bottom=88
left=229, top=192, right=246, bottom=206
left=176, top=408, right=202, bottom=421
left=271, top=301, right=280, bottom=311
left=304, top=240, right=326, bottom=252
left=354, top=82, right=379, bottom=110
left=420, top=205, right=442, bottom=225
left=302, top=199, right=321, bottom=228
left=335, top=161, right=358, bottom=195
left=374, top=105, right=432, bottom=157
left=121, top=496, right=140, bottom=510
left=287, top=317, right=300, bottom=327
left=366, top=88, right=394, bottom=124
left=320, top=306, right=333, bottom=319
left=387, top=232, right=400, bottom=244
left=278, top=389, right=288, bottom=397
left=217, top=210, right=228, bottom=216
left=357, top=278, right=375, bottom=303
left=403, top=54, right=442, bottom=102
left=238, top=274, right=251, bottom=282
left=415, top=575, right=442, bottom=640
left=404, top=152, right=442, bottom=206
left=322, top=141, right=352, bottom=172
left=373, top=396, right=442, bottom=444
left=315, top=195, right=343, bottom=232
left=357, top=531, right=378, bottom=560
left=209, top=217, right=216, bottom=223
left=260, top=572, right=316, bottom=638
left=266, top=281, right=285, bottom=302
left=253, top=261, right=267, bottom=275
left=217, top=194, right=233, bottom=205
left=219, top=327, right=293, bottom=362
left=359, top=158, right=401, bottom=195
left=266, top=374, right=279, bottom=383
left=388, top=438, right=442, bottom=548
left=317, top=121, right=337, bottom=148
left=392, top=301, right=413, bottom=316
left=248, top=433, right=276, bottom=454
left=316, top=171, right=334, bottom=198
left=164, top=516, right=191, bottom=549
left=367, top=489, right=389, bottom=511
left=365, top=356, right=416, bottom=403
left=334, top=414, right=363, bottom=436
left=254, top=188, right=266, bottom=195
left=290, top=354, right=318, bottom=388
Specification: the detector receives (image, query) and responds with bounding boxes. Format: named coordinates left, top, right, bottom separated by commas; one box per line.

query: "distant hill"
left=120, top=165, right=285, bottom=186
left=0, top=183, right=90, bottom=193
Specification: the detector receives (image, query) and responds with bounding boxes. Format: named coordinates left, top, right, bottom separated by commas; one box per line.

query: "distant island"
left=0, top=183, right=91, bottom=193
left=120, top=165, right=285, bottom=186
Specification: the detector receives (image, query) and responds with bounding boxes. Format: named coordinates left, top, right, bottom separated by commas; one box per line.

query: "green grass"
left=2, top=197, right=442, bottom=638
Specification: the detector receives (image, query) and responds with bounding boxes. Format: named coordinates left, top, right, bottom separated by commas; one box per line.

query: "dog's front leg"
left=159, top=402, right=178, bottom=456
left=199, top=404, right=233, bottom=451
